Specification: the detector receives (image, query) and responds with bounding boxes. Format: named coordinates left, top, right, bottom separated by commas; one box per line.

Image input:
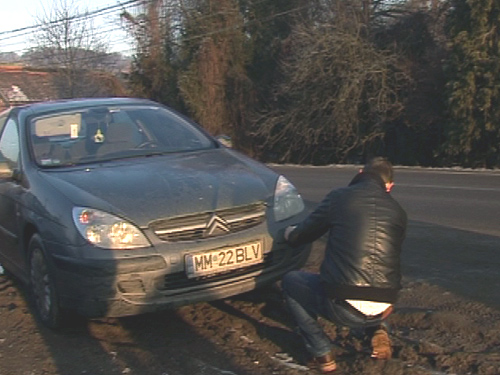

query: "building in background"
left=0, top=65, right=59, bottom=111
left=0, top=65, right=129, bottom=111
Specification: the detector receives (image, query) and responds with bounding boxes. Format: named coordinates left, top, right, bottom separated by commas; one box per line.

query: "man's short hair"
left=363, top=157, right=393, bottom=183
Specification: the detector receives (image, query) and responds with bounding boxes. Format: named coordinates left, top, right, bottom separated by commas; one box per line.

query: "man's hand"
left=284, top=225, right=297, bottom=241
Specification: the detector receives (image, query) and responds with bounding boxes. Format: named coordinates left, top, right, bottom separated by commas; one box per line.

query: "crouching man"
left=282, top=157, right=407, bottom=373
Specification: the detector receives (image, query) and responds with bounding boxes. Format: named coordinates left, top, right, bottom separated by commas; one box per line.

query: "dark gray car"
left=0, top=98, right=309, bottom=328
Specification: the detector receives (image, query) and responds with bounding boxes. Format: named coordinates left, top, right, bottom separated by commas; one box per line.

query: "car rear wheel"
left=28, top=235, right=62, bottom=329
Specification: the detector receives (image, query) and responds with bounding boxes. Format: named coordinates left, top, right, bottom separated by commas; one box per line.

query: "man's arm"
left=286, top=190, right=335, bottom=246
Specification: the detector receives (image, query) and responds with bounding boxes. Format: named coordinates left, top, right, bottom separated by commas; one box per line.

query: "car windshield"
left=29, top=105, right=216, bottom=167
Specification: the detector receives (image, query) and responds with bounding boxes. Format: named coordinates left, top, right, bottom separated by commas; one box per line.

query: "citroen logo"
left=203, top=214, right=230, bottom=237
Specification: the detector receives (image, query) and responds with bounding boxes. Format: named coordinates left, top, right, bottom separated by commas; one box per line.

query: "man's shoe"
left=314, top=351, right=337, bottom=373
left=371, top=328, right=392, bottom=359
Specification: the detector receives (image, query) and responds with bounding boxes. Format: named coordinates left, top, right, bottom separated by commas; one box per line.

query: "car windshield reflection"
left=29, top=105, right=216, bottom=167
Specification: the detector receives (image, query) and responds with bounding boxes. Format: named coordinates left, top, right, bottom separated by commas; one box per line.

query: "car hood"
left=38, top=149, right=276, bottom=226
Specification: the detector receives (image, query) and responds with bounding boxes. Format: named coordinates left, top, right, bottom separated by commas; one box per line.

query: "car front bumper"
left=51, top=241, right=310, bottom=318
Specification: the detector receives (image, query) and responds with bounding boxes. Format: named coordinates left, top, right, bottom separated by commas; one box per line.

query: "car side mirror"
left=0, top=161, right=14, bottom=180
left=216, top=135, right=232, bottom=148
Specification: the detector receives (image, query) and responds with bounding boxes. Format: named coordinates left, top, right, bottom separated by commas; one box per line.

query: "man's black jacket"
left=287, top=172, right=407, bottom=303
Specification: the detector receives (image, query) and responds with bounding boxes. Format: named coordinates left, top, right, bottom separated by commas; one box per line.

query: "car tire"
left=28, top=234, right=63, bottom=329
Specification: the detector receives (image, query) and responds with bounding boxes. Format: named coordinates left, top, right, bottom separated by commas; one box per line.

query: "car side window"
left=0, top=109, right=10, bottom=134
left=0, top=118, right=20, bottom=168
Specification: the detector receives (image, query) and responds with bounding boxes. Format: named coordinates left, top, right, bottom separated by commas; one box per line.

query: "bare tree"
left=121, top=0, right=182, bottom=107
left=29, top=0, right=110, bottom=98
left=122, top=0, right=252, bottom=144
left=253, top=1, right=412, bottom=164
left=178, top=0, right=250, bottom=138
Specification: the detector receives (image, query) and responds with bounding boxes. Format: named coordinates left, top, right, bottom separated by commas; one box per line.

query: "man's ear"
left=385, top=182, right=394, bottom=193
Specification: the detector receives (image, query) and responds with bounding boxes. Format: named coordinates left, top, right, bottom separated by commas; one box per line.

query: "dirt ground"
left=1, top=239, right=500, bottom=375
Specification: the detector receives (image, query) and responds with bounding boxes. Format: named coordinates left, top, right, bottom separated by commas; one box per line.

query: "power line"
left=0, top=0, right=145, bottom=54
left=0, top=0, right=144, bottom=37
left=1, top=0, right=314, bottom=60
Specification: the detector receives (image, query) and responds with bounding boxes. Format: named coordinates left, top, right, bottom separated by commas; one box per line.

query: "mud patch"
left=1, top=274, right=500, bottom=375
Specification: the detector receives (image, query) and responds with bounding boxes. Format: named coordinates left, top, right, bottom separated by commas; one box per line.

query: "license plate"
left=185, top=240, right=263, bottom=278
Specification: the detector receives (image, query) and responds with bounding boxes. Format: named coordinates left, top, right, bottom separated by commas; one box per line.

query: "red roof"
left=0, top=65, right=128, bottom=111
left=0, top=66, right=59, bottom=110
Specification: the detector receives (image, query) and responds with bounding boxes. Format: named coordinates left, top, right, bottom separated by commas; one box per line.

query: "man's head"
left=363, top=157, right=394, bottom=192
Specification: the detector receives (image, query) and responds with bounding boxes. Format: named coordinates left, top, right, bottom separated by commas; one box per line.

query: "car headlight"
left=72, top=207, right=150, bottom=249
left=273, top=175, right=305, bottom=222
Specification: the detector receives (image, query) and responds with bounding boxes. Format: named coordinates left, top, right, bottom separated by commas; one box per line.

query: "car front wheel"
left=28, top=235, right=62, bottom=329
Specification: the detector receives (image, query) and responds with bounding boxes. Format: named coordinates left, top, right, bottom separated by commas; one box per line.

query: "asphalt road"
left=269, top=164, right=500, bottom=310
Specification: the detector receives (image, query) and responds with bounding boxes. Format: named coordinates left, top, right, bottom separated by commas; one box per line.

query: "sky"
left=0, top=0, right=136, bottom=55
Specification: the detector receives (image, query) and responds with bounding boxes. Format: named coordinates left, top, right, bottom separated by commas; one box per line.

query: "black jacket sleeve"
left=287, top=189, right=336, bottom=246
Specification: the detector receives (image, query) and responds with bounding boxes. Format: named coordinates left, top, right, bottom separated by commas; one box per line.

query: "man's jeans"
left=282, top=270, right=385, bottom=357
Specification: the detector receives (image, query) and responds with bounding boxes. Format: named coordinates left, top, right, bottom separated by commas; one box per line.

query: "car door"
left=0, top=114, right=24, bottom=274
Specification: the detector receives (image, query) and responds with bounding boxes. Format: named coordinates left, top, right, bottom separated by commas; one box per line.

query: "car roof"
left=17, top=97, right=159, bottom=116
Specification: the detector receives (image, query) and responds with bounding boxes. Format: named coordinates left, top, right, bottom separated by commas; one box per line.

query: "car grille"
left=160, top=250, right=285, bottom=291
left=149, top=202, right=266, bottom=242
